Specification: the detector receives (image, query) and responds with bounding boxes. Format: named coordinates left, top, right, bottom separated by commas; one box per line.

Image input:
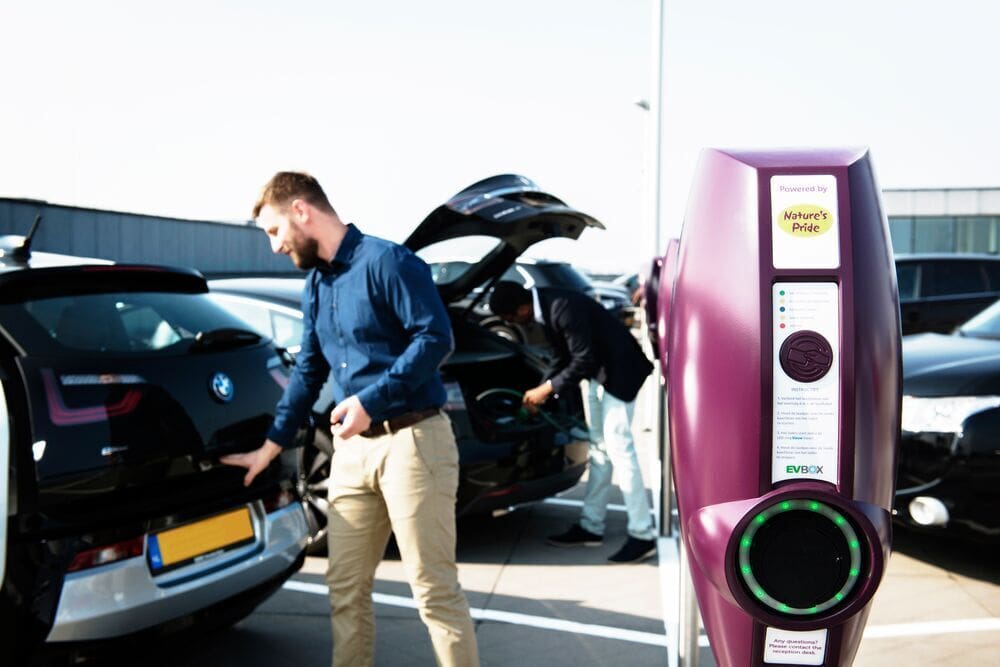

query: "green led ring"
left=737, top=498, right=862, bottom=616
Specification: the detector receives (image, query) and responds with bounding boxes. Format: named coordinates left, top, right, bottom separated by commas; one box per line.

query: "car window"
left=416, top=236, right=502, bottom=287
left=499, top=266, right=526, bottom=285
left=895, top=263, right=918, bottom=299
left=430, top=261, right=474, bottom=285
left=0, top=292, right=250, bottom=357
left=985, top=263, right=1000, bottom=290
left=921, top=262, right=988, bottom=297
left=119, top=304, right=183, bottom=349
left=208, top=296, right=273, bottom=338
left=529, top=263, right=592, bottom=292
left=271, top=311, right=303, bottom=349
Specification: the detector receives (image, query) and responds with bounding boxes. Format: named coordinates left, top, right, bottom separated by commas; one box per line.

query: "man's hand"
left=220, top=439, right=284, bottom=487
left=330, top=395, right=372, bottom=440
left=523, top=381, right=554, bottom=411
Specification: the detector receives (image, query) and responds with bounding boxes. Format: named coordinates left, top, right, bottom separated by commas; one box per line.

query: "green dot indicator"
left=742, top=566, right=751, bottom=575
left=756, top=589, right=766, bottom=599
left=835, top=593, right=844, bottom=601
left=850, top=540, right=860, bottom=549
left=835, top=516, right=846, bottom=525
left=809, top=502, right=820, bottom=511
left=755, top=515, right=766, bottom=524
left=780, top=501, right=791, bottom=510
left=779, top=603, right=789, bottom=612
left=849, top=568, right=860, bottom=577
left=742, top=538, right=751, bottom=548
left=780, top=290, right=786, bottom=296
left=809, top=606, right=818, bottom=613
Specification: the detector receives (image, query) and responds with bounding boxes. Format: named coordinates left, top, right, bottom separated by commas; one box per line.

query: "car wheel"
left=485, top=320, right=525, bottom=344
left=297, top=428, right=332, bottom=556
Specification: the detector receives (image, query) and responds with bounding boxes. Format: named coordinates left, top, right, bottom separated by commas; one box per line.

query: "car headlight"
left=900, top=395, right=1000, bottom=435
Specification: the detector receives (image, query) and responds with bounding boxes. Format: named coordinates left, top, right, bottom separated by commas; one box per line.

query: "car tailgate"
left=16, top=343, right=286, bottom=496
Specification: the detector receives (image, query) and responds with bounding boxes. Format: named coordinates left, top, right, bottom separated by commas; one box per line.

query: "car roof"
left=0, top=245, right=207, bottom=300
left=894, top=253, right=1000, bottom=262
left=0, top=249, right=113, bottom=274
left=209, top=277, right=305, bottom=307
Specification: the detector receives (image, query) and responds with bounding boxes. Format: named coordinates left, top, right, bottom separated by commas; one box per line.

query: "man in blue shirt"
left=221, top=172, right=479, bottom=667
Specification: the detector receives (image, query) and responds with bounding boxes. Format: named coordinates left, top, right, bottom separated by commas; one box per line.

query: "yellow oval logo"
left=778, top=204, right=833, bottom=236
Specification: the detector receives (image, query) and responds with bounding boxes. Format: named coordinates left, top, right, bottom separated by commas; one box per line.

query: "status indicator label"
left=772, top=282, right=839, bottom=485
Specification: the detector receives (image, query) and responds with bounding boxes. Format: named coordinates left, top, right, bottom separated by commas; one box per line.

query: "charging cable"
left=473, top=387, right=588, bottom=435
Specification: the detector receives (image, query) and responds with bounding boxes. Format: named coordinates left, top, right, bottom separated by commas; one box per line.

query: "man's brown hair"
left=252, top=171, right=336, bottom=218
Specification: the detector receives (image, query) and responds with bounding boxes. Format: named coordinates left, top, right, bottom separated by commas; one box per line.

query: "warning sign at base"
left=763, top=627, right=827, bottom=665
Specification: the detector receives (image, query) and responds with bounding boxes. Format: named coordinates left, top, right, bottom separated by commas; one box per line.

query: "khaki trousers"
left=325, top=411, right=479, bottom=667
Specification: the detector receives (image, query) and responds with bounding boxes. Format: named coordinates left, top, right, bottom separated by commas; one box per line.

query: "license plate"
left=147, top=507, right=255, bottom=573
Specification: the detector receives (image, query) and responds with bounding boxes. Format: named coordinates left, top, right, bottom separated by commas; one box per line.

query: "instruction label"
left=771, top=174, right=840, bottom=269
left=763, top=627, right=828, bottom=665
left=772, top=282, right=839, bottom=485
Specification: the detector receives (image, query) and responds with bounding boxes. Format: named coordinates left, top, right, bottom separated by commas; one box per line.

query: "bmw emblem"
left=210, top=372, right=234, bottom=403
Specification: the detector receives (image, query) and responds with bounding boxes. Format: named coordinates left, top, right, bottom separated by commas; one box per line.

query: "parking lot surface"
left=50, top=384, right=999, bottom=667
left=131, top=499, right=999, bottom=667
left=152, top=422, right=998, bottom=666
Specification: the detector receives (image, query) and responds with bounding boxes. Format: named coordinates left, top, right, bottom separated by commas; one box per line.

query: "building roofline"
left=883, top=186, right=1000, bottom=193
left=0, top=197, right=253, bottom=228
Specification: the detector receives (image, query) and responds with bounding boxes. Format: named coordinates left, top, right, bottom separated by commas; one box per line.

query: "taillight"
left=67, top=536, right=145, bottom=572
left=263, top=489, right=295, bottom=513
left=41, top=369, right=142, bottom=426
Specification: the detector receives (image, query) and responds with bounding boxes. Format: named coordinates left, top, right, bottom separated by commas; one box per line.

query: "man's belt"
left=359, top=408, right=441, bottom=438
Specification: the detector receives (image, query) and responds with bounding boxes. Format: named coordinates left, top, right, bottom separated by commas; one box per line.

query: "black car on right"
left=898, top=300, right=1000, bottom=540
left=895, top=253, right=1000, bottom=335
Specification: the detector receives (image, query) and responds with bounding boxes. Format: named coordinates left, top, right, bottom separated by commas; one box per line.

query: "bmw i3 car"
left=209, top=174, right=595, bottom=551
left=0, top=232, right=309, bottom=661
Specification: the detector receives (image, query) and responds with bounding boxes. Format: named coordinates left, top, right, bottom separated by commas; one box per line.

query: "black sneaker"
left=608, top=537, right=657, bottom=563
left=546, top=524, right=603, bottom=547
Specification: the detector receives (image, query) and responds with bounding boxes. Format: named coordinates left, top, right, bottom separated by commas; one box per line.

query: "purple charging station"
left=656, top=148, right=900, bottom=666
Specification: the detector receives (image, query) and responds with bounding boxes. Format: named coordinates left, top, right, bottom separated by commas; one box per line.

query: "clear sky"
left=2, top=1, right=997, bottom=273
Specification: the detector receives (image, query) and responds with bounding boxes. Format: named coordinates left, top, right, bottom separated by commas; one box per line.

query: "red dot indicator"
left=779, top=323, right=786, bottom=329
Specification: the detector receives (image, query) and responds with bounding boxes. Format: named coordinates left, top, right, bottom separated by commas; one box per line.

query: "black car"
left=427, top=258, right=632, bottom=345
left=0, top=234, right=309, bottom=660
left=897, top=300, right=1000, bottom=540
left=895, top=253, right=1000, bottom=335
left=210, top=174, right=595, bottom=551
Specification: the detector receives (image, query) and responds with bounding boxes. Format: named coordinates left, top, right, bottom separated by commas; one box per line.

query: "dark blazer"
left=538, top=287, right=653, bottom=402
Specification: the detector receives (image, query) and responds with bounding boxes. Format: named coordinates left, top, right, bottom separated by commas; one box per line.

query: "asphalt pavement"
left=46, top=378, right=1000, bottom=667
left=157, top=417, right=998, bottom=666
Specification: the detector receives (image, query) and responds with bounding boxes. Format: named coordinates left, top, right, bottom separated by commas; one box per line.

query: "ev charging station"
left=652, top=148, right=901, bottom=666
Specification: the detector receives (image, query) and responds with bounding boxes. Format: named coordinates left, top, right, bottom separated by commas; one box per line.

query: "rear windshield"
left=0, top=291, right=254, bottom=357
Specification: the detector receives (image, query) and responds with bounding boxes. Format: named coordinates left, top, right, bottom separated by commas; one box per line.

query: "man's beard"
left=290, top=237, right=321, bottom=269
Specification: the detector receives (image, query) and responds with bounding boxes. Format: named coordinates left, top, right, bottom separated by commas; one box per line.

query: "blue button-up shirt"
left=267, top=224, right=453, bottom=447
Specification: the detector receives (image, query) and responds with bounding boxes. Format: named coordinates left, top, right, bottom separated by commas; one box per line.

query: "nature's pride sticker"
left=777, top=204, right=834, bottom=237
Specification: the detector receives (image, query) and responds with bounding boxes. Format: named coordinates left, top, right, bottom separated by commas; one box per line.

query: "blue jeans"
left=579, top=381, right=656, bottom=541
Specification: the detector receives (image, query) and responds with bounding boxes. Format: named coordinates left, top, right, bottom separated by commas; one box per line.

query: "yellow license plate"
left=148, top=507, right=255, bottom=572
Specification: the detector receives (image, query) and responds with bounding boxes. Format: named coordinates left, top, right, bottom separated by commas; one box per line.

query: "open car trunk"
left=404, top=174, right=604, bottom=303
